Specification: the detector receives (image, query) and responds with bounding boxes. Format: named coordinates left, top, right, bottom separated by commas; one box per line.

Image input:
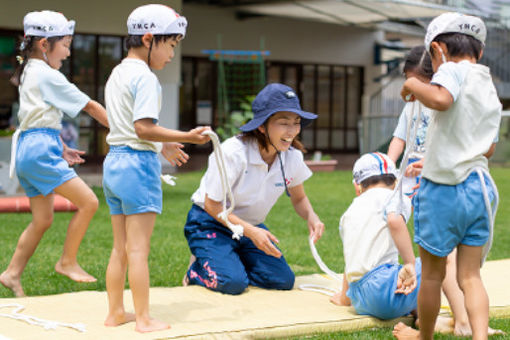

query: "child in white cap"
left=329, top=152, right=420, bottom=320
left=0, top=10, right=108, bottom=297
left=102, top=4, right=210, bottom=333
left=182, top=83, right=324, bottom=295
left=394, top=12, right=501, bottom=340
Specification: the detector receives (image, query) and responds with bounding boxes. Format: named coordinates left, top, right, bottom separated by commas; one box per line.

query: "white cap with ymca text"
left=425, top=12, right=486, bottom=52
left=352, top=152, right=397, bottom=185
left=23, top=10, right=75, bottom=37
left=127, top=4, right=187, bottom=37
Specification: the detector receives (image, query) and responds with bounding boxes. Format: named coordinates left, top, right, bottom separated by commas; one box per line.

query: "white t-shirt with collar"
left=423, top=61, right=501, bottom=185
left=191, top=136, right=313, bottom=226
left=340, top=187, right=412, bottom=283
left=17, top=58, right=90, bottom=130
left=105, top=58, right=162, bottom=153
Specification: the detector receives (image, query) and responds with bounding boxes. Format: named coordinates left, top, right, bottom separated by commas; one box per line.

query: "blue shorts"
left=103, top=145, right=162, bottom=215
left=347, top=259, right=422, bottom=320
left=414, top=172, right=495, bottom=257
left=16, top=128, right=77, bottom=197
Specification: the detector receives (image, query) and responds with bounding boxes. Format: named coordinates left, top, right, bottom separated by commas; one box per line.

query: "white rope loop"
left=0, top=303, right=86, bottom=333
left=202, top=130, right=244, bottom=240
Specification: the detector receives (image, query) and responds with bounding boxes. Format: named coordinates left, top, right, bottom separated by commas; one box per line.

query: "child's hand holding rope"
left=395, top=263, right=417, bottom=295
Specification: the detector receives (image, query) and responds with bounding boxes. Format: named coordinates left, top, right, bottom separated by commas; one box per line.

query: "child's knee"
left=80, top=195, right=99, bottom=213
left=32, top=217, right=53, bottom=232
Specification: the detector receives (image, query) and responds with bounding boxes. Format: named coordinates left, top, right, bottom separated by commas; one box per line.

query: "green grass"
left=1, top=167, right=510, bottom=339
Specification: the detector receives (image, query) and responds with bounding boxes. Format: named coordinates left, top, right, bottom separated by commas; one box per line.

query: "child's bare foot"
left=135, top=318, right=170, bottom=333
left=0, top=271, right=25, bottom=297
left=104, top=312, right=136, bottom=327
left=453, top=322, right=505, bottom=337
left=55, top=260, right=97, bottom=283
left=182, top=255, right=196, bottom=286
left=434, top=315, right=455, bottom=334
left=393, top=322, right=419, bottom=340
left=488, top=327, right=505, bottom=336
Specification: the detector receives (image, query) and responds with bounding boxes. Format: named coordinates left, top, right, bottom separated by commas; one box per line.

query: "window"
left=181, top=57, right=363, bottom=152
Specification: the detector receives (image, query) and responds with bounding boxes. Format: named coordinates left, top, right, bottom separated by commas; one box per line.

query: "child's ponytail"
left=10, top=36, right=38, bottom=86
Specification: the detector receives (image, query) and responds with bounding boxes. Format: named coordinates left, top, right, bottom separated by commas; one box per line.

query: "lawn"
left=1, top=167, right=509, bottom=339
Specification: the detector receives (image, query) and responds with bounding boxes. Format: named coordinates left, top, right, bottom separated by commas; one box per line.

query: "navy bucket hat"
left=239, top=83, right=317, bottom=132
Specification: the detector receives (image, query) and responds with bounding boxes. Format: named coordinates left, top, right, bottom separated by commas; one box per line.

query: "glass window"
left=0, top=35, right=17, bottom=129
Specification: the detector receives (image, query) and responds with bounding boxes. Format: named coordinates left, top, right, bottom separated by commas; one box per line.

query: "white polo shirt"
left=423, top=61, right=501, bottom=185
left=18, top=58, right=89, bottom=130
left=340, top=187, right=412, bottom=283
left=191, top=136, right=312, bottom=225
left=105, top=58, right=162, bottom=153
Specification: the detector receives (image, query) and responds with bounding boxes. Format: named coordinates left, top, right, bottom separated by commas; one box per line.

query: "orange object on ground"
left=0, top=195, right=77, bottom=213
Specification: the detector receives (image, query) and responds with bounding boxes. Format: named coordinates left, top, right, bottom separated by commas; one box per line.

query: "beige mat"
left=1, top=259, right=510, bottom=340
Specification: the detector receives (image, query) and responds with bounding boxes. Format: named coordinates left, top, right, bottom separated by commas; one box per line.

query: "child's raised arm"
left=401, top=77, right=453, bottom=111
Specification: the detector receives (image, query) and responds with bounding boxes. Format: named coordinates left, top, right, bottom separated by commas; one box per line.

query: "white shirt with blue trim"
left=340, top=187, right=412, bottom=283
left=393, top=101, right=432, bottom=159
left=105, top=58, right=162, bottom=152
left=17, top=58, right=89, bottom=130
left=423, top=61, right=501, bottom=184
left=191, top=136, right=312, bottom=226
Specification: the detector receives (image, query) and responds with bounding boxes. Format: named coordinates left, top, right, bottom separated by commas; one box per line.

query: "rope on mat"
left=202, top=130, right=244, bottom=240
left=0, top=303, right=86, bottom=332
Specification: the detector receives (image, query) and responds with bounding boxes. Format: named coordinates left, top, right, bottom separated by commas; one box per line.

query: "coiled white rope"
left=202, top=131, right=244, bottom=240
left=0, top=303, right=86, bottom=332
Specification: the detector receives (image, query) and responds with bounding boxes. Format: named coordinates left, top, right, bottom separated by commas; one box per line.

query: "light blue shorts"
left=414, top=172, right=495, bottom=257
left=16, top=128, right=77, bottom=197
left=347, top=259, right=422, bottom=320
left=102, top=145, right=162, bottom=215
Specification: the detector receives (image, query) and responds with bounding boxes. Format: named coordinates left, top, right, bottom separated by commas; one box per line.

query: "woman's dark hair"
left=360, top=174, right=396, bottom=189
left=403, top=45, right=433, bottom=80
left=240, top=122, right=306, bottom=153
left=11, top=35, right=64, bottom=86
left=431, top=33, right=483, bottom=61
left=125, top=33, right=182, bottom=69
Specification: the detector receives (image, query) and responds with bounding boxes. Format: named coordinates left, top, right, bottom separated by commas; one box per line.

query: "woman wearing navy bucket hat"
left=182, top=83, right=325, bottom=294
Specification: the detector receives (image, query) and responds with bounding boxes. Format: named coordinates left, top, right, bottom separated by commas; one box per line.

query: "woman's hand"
left=308, top=215, right=325, bottom=243
left=244, top=225, right=282, bottom=258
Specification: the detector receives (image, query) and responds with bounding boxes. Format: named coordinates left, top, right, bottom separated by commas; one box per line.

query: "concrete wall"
left=181, top=4, right=384, bottom=116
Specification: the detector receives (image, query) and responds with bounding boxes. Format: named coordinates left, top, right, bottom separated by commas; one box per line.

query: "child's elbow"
left=430, top=94, right=453, bottom=111
left=134, top=121, right=152, bottom=139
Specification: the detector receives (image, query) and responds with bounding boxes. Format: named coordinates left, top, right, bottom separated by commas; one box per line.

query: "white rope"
left=202, top=131, right=244, bottom=240
left=0, top=303, right=86, bottom=333
left=298, top=284, right=337, bottom=297
left=476, top=167, right=499, bottom=266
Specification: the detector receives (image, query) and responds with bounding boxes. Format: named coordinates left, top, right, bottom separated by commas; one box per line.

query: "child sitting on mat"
left=330, top=152, right=420, bottom=320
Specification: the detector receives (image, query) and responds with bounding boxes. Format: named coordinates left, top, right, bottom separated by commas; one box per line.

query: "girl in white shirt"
left=0, top=11, right=108, bottom=298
